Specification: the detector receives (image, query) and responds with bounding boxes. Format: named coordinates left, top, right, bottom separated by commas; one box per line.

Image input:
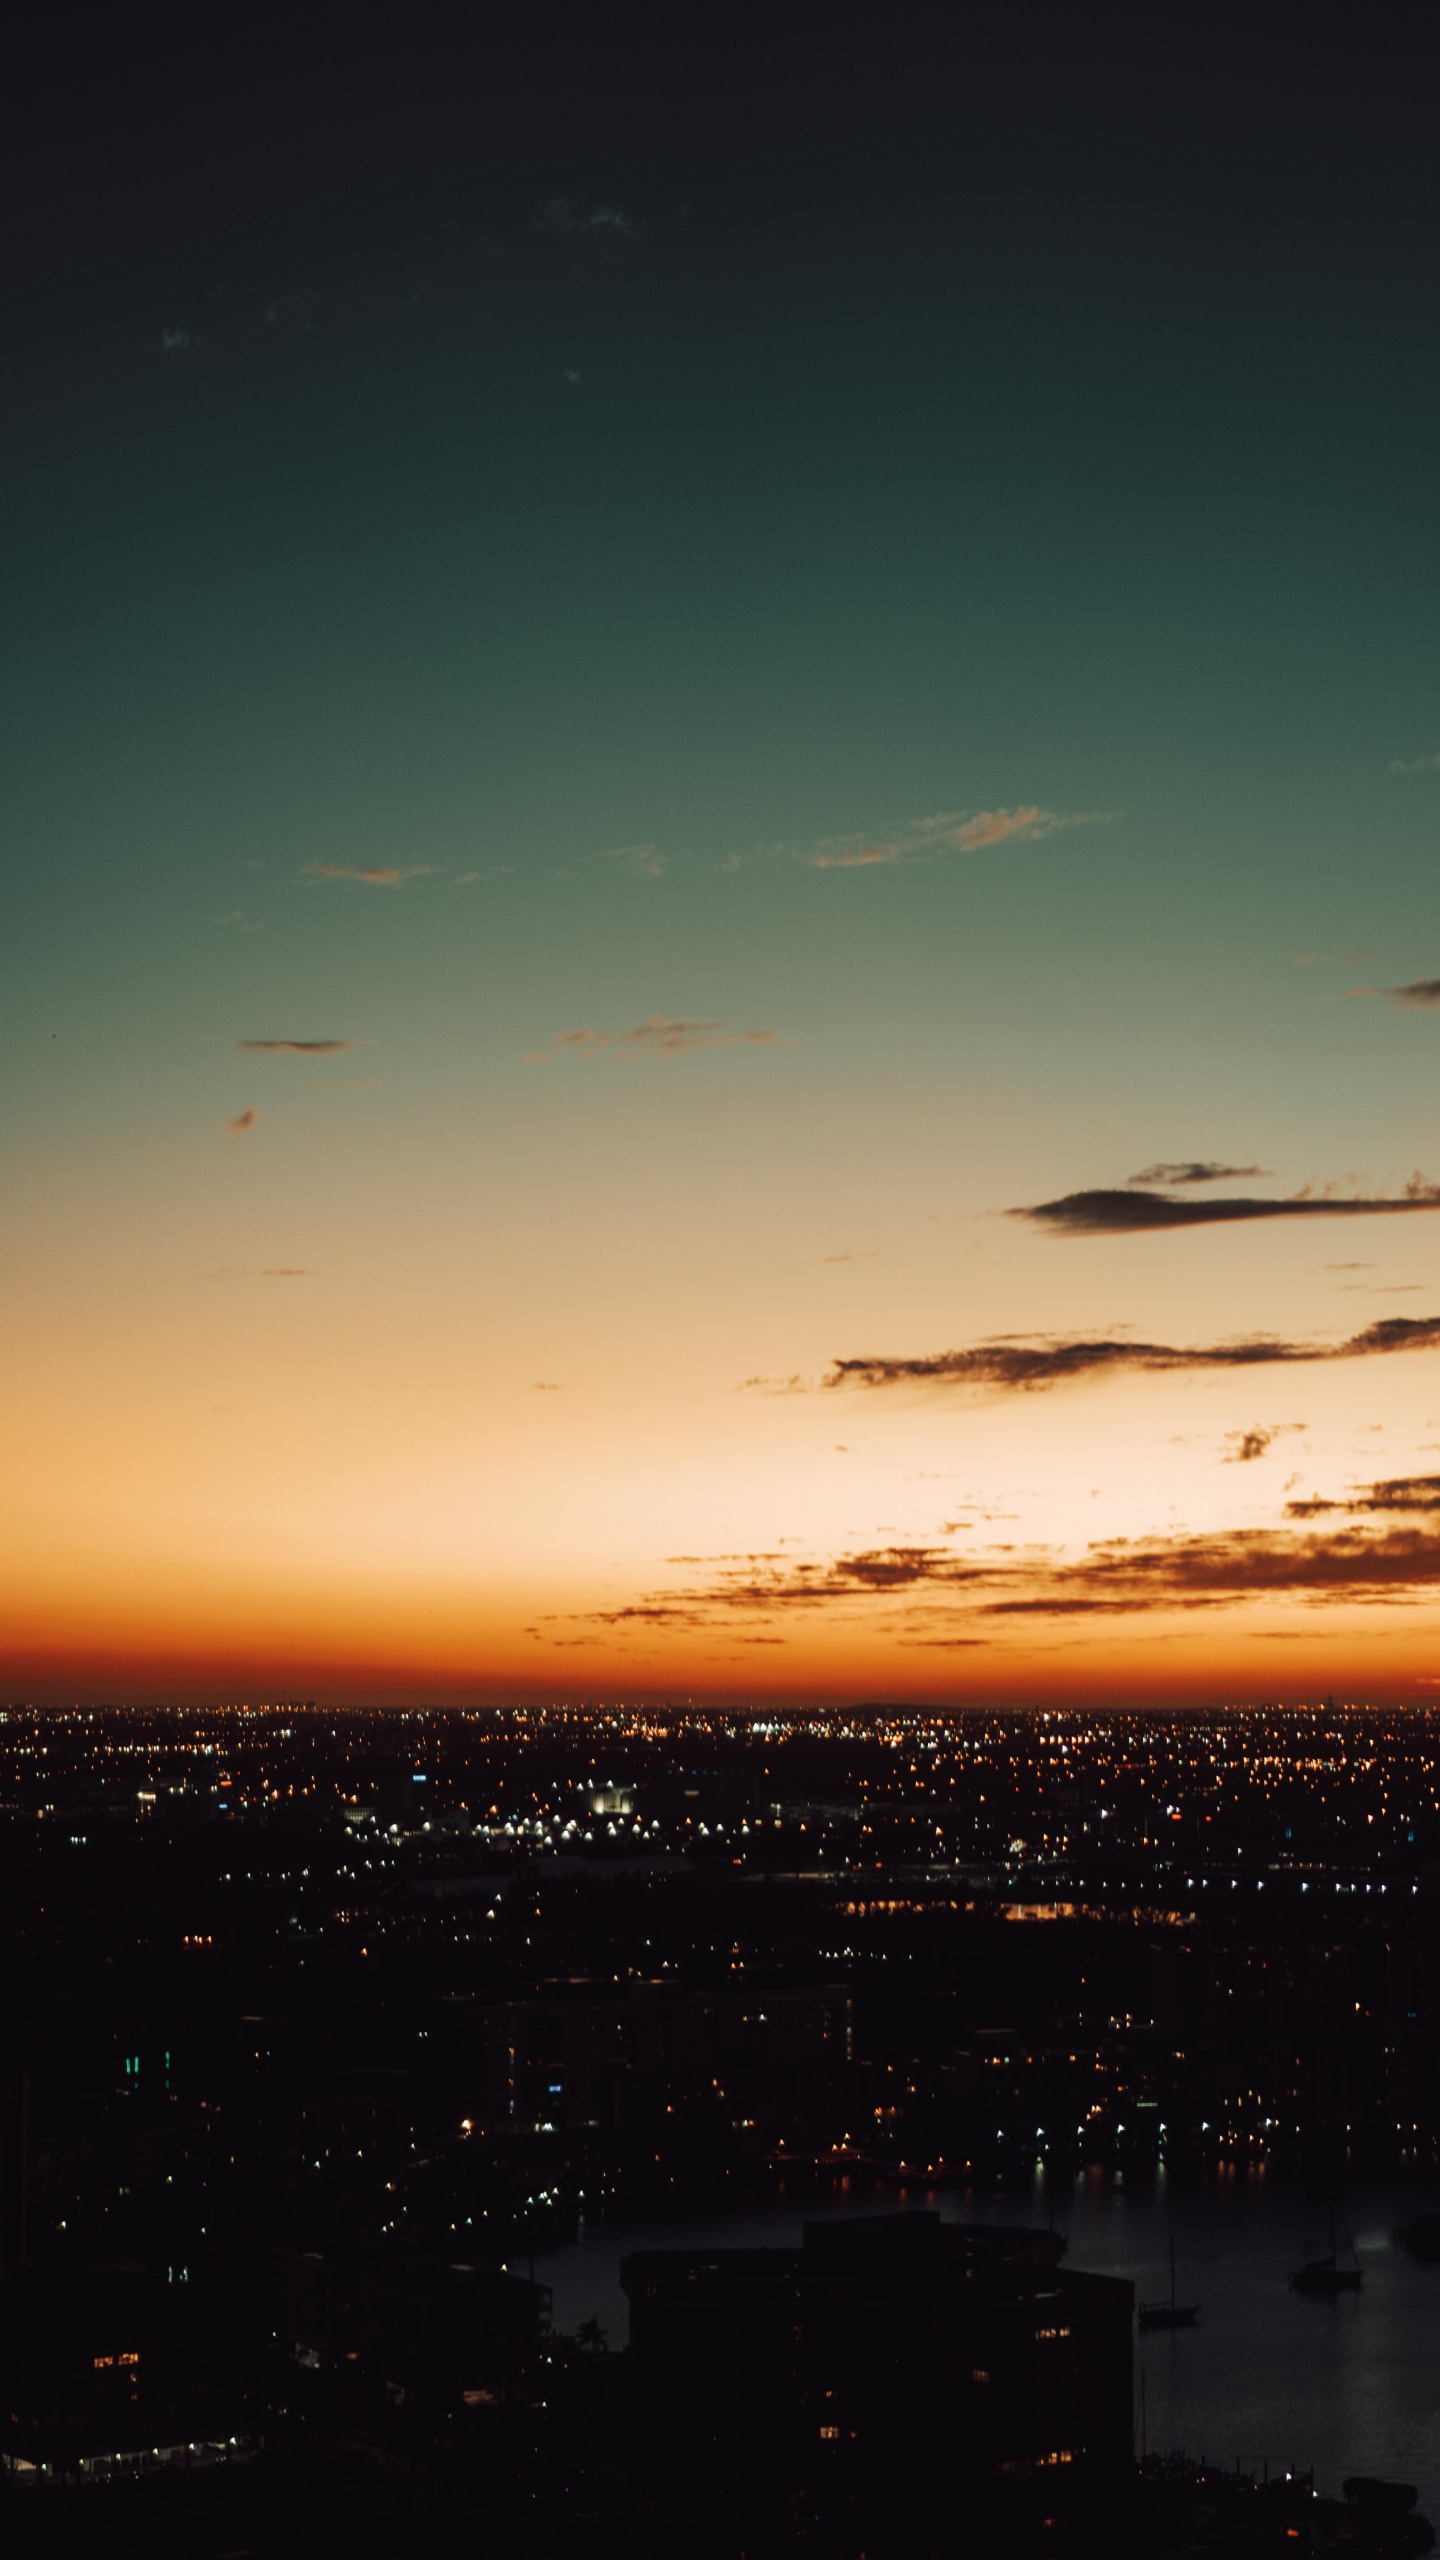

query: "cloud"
left=593, top=802, right=1121, bottom=880
left=525, top=1017, right=782, bottom=1063
left=302, top=863, right=436, bottom=888
left=585, top=1514, right=1440, bottom=1634
left=807, top=843, right=904, bottom=870
left=1385, top=981, right=1440, bottom=1008
left=620, top=1015, right=780, bottom=1057
left=210, top=911, right=262, bottom=931
left=827, top=1312, right=1440, bottom=1396
left=738, top=1375, right=811, bottom=1396
left=1014, top=1179, right=1440, bottom=1235
left=799, top=806, right=1119, bottom=871
left=238, top=1038, right=353, bottom=1055
left=1286, top=1473, right=1440, bottom=1519
left=1129, top=1161, right=1269, bottom=1185
left=585, top=1544, right=985, bottom=1627
left=258, top=289, right=320, bottom=332
left=536, top=199, right=641, bottom=241
left=261, top=1267, right=312, bottom=1277
left=1222, top=1423, right=1305, bottom=1465
left=533, top=1381, right=564, bottom=1392
left=522, top=1028, right=612, bottom=1063
left=597, top=842, right=666, bottom=878
left=1226, top=1428, right=1279, bottom=1463
left=949, top=807, right=1056, bottom=849
left=971, top=1524, right=1440, bottom=1614
left=161, top=326, right=201, bottom=354
left=227, top=1108, right=258, bottom=1134
left=1389, top=753, right=1440, bottom=773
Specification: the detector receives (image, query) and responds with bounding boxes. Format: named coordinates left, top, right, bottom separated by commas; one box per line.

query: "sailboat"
left=1290, top=2203, right=1362, bottom=2294
left=1138, top=2239, right=1200, bottom=2329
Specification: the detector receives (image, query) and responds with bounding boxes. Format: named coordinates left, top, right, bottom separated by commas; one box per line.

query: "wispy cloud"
left=525, top=1016, right=784, bottom=1064
left=585, top=1544, right=977, bottom=1628
left=806, top=841, right=905, bottom=871
left=161, top=326, right=201, bottom=354
left=827, top=1312, right=1440, bottom=1396
left=794, top=849, right=896, bottom=880
left=302, top=863, right=436, bottom=889
left=536, top=198, right=642, bottom=241
left=238, top=1038, right=353, bottom=1055
left=583, top=1514, right=1440, bottom=1632
left=258, top=288, right=320, bottom=333
left=799, top=806, right=1119, bottom=870
left=210, top=911, right=263, bottom=931
left=261, top=1267, right=312, bottom=1278
left=1286, top=1472, right=1440, bottom=1519
left=976, top=1525, right=1440, bottom=1615
left=1384, top=980, right=1440, bottom=1008
left=589, top=802, right=1120, bottom=880
left=227, top=1108, right=258, bottom=1135
left=622, top=1015, right=780, bottom=1057
left=596, top=842, right=666, bottom=878
left=1222, top=1425, right=1304, bottom=1464
left=1014, top=1177, right=1440, bottom=1235
left=1389, top=752, right=1440, bottom=773
left=1227, top=1428, right=1276, bottom=1463
left=522, top=1028, right=612, bottom=1063
left=1129, top=1160, right=1269, bottom=1186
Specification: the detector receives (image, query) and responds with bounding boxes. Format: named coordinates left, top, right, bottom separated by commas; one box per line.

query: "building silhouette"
left=622, top=2212, right=1133, bottom=2555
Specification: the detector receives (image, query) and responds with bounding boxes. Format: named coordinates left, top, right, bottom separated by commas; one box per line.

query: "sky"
left=6, top=15, right=1440, bottom=1706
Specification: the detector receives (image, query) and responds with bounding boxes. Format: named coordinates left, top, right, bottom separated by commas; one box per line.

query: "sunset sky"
left=6, top=22, right=1440, bottom=1704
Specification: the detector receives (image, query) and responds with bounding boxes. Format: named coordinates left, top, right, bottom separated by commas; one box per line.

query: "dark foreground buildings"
left=7, top=1699, right=1440, bottom=2551
left=623, top=2213, right=1134, bottom=2556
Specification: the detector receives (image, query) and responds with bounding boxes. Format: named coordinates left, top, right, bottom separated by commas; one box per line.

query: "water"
left=534, top=2167, right=1440, bottom=2514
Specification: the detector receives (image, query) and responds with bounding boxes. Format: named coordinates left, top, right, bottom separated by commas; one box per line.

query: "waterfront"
left=538, top=2167, right=1440, bottom=2516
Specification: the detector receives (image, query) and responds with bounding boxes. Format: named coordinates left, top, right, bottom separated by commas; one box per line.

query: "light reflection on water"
left=534, top=2166, right=1440, bottom=2513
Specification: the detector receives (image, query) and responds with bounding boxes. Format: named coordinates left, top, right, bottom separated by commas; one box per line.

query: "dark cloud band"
left=238, top=1038, right=353, bottom=1054
left=1286, top=1473, right=1440, bottom=1519
left=581, top=1516, right=1440, bottom=1635
left=1128, top=1161, right=1268, bottom=1186
left=1014, top=1182, right=1440, bottom=1234
left=827, top=1314, right=1440, bottom=1395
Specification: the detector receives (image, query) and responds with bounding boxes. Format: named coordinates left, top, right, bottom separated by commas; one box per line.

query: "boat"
left=1395, top=2213, right=1440, bottom=2264
left=1290, top=2202, right=1363, bottom=2293
left=1138, top=2239, right=1200, bottom=2329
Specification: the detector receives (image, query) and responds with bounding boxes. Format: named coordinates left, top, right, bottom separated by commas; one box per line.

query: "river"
left=532, top=2165, right=1440, bottom=2514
